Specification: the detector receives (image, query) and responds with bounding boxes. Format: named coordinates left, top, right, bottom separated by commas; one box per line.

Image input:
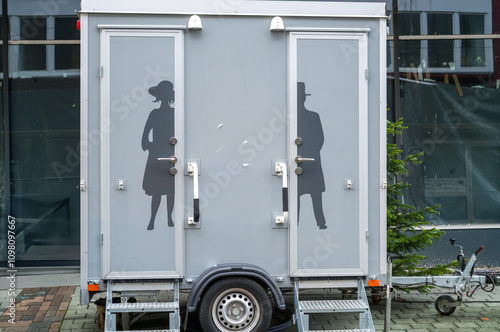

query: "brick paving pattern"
left=0, top=286, right=74, bottom=332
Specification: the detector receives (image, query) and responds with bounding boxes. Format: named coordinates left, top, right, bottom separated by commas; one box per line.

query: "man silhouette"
left=297, top=82, right=327, bottom=229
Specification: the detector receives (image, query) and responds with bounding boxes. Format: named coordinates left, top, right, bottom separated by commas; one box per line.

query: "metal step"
left=299, top=299, right=369, bottom=313
left=107, top=302, right=178, bottom=313
left=107, top=330, right=179, bottom=332
left=309, top=330, right=370, bottom=332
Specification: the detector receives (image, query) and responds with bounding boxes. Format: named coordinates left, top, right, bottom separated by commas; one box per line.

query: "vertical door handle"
left=275, top=162, right=288, bottom=224
left=187, top=163, right=200, bottom=223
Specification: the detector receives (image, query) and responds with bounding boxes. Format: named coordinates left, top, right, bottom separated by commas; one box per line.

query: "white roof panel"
left=80, top=0, right=386, bottom=18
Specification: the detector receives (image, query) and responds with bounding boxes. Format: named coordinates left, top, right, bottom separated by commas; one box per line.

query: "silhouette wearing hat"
left=142, top=80, right=175, bottom=230
left=297, top=82, right=327, bottom=229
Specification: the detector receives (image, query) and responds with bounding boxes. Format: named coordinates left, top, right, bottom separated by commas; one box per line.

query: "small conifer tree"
left=387, top=119, right=451, bottom=291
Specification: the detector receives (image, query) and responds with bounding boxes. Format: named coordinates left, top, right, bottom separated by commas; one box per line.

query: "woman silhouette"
left=142, top=80, right=175, bottom=230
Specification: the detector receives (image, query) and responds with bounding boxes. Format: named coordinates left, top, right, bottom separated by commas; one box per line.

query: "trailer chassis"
left=391, top=241, right=496, bottom=316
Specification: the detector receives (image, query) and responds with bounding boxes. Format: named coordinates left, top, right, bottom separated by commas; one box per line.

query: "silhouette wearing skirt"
left=142, top=81, right=175, bottom=230
left=297, top=82, right=327, bottom=229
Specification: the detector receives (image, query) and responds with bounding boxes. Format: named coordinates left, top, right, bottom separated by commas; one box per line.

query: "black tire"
left=435, top=295, right=456, bottom=316
left=199, top=277, right=272, bottom=332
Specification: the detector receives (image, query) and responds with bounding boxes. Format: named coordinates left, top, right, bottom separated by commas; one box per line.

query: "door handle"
left=187, top=162, right=200, bottom=224
left=295, top=156, right=315, bottom=164
left=158, top=156, right=177, bottom=164
left=275, top=162, right=288, bottom=224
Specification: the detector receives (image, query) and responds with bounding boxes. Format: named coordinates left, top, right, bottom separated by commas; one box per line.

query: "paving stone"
left=392, top=318, right=417, bottom=324
left=411, top=323, right=436, bottom=329
left=431, top=322, right=458, bottom=329
left=390, top=324, right=414, bottom=330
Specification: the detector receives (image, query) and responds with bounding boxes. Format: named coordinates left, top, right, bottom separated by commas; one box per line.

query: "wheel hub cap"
left=212, top=288, right=260, bottom=331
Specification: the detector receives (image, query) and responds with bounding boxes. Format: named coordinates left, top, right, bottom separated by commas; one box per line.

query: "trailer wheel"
left=435, top=295, right=456, bottom=316
left=199, top=277, right=272, bottom=332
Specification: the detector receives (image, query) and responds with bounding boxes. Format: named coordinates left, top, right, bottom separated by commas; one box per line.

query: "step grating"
left=107, top=302, right=178, bottom=313
left=309, top=330, right=370, bottom=332
left=299, top=299, right=368, bottom=313
left=108, top=330, right=179, bottom=332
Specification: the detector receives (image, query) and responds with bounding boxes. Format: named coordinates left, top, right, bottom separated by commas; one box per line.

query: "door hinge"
left=100, top=233, right=103, bottom=246
left=80, top=180, right=87, bottom=192
left=100, top=66, right=104, bottom=77
left=365, top=68, right=369, bottom=80
left=381, top=179, right=388, bottom=189
left=366, top=230, right=370, bottom=241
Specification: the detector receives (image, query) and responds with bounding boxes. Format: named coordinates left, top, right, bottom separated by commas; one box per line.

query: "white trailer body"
left=80, top=1, right=387, bottom=331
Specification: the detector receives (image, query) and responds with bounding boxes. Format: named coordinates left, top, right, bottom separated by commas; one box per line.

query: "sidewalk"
left=1, top=282, right=499, bottom=331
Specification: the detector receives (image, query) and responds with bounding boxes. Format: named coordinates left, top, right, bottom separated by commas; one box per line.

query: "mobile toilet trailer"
left=79, top=1, right=387, bottom=331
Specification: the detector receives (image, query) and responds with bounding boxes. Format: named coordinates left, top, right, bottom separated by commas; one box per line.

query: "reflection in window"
left=19, top=17, right=47, bottom=71
left=20, top=17, right=46, bottom=40
left=398, top=13, right=421, bottom=68
left=19, top=45, right=47, bottom=71
left=0, top=17, right=3, bottom=73
left=55, top=17, right=79, bottom=40
left=55, top=45, right=79, bottom=70
left=427, top=14, right=453, bottom=68
left=0, top=84, right=4, bottom=262
left=9, top=78, right=80, bottom=265
left=460, top=14, right=486, bottom=67
left=55, top=17, right=80, bottom=70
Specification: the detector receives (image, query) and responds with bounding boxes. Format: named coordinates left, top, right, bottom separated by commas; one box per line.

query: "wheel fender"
left=186, top=263, right=286, bottom=312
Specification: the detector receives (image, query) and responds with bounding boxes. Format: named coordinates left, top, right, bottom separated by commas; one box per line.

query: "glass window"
left=20, top=17, right=46, bottom=40
left=19, top=17, right=47, bottom=71
left=55, top=17, right=79, bottom=40
left=0, top=83, right=5, bottom=263
left=9, top=78, right=80, bottom=265
left=401, top=79, right=500, bottom=226
left=427, top=13, right=453, bottom=68
left=0, top=17, right=3, bottom=73
left=460, top=14, right=486, bottom=67
left=471, top=146, right=500, bottom=222
left=55, top=17, right=80, bottom=70
left=19, top=45, right=46, bottom=71
left=398, top=13, right=421, bottom=68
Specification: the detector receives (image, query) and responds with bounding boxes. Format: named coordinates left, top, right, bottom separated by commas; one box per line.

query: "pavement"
left=0, top=280, right=499, bottom=332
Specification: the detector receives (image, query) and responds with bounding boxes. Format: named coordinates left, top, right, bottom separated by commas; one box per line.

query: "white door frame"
left=288, top=31, right=369, bottom=277
left=99, top=28, right=185, bottom=279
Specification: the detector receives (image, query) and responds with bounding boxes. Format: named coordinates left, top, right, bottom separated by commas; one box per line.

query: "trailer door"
left=289, top=32, right=369, bottom=276
left=100, top=29, right=184, bottom=279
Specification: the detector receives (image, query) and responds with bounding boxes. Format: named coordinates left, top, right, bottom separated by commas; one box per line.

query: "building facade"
left=1, top=0, right=499, bottom=274
left=387, top=0, right=500, bottom=265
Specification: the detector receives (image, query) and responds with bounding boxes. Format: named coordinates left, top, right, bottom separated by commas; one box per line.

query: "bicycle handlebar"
left=474, top=245, right=484, bottom=255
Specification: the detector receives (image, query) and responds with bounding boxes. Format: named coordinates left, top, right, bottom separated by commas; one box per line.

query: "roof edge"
left=80, top=0, right=387, bottom=18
